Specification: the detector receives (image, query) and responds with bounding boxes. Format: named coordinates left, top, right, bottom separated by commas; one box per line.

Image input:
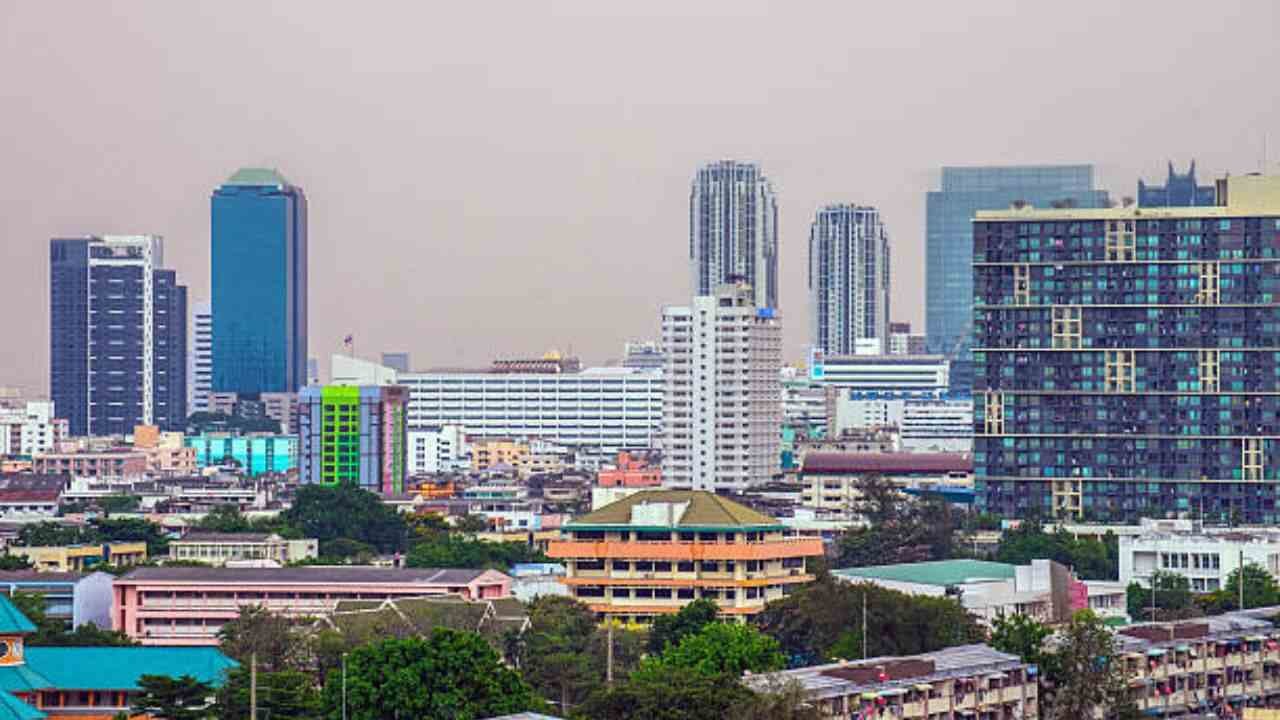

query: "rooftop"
left=25, top=646, right=236, bottom=690
left=223, top=167, right=289, bottom=187
left=118, top=566, right=499, bottom=585
left=832, top=560, right=1018, bottom=588
left=0, top=596, right=36, bottom=635
left=568, top=490, right=781, bottom=529
left=802, top=452, right=973, bottom=475
left=174, top=532, right=277, bottom=543
left=976, top=174, right=1280, bottom=219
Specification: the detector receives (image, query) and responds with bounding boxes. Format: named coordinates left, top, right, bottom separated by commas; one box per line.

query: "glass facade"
left=185, top=434, right=297, bottom=476
left=211, top=168, right=307, bottom=396
left=1138, top=161, right=1216, bottom=208
left=973, top=185, right=1280, bottom=523
left=926, top=166, right=1108, bottom=394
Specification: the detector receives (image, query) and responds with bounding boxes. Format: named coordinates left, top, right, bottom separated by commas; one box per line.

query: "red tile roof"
left=801, top=452, right=972, bottom=475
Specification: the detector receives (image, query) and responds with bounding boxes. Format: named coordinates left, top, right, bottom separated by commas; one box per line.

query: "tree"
left=18, top=521, right=97, bottom=547
left=732, top=677, right=824, bottom=720
left=989, top=613, right=1051, bottom=668
left=133, top=674, right=216, bottom=720
left=319, top=538, right=377, bottom=563
left=214, top=668, right=320, bottom=720
left=97, top=495, right=141, bottom=514
left=1039, top=611, right=1137, bottom=720
left=217, top=606, right=305, bottom=673
left=282, top=484, right=407, bottom=553
left=576, top=671, right=756, bottom=720
left=92, top=517, right=170, bottom=556
left=1125, top=570, right=1195, bottom=622
left=10, top=592, right=133, bottom=646
left=0, top=554, right=32, bottom=570
left=455, top=514, right=491, bottom=533
left=995, top=522, right=1117, bottom=581
left=515, top=596, right=642, bottom=714
left=639, top=622, right=785, bottom=679
left=197, top=505, right=254, bottom=533
left=321, top=629, right=543, bottom=720
left=1221, top=562, right=1280, bottom=610
left=405, top=535, right=546, bottom=570
left=833, top=476, right=959, bottom=567
left=647, top=597, right=718, bottom=654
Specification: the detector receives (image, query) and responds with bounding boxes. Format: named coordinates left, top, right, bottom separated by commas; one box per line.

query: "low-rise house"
left=32, top=450, right=148, bottom=481
left=508, top=563, right=568, bottom=602
left=799, top=452, right=973, bottom=512
left=112, top=566, right=513, bottom=645
left=0, top=477, right=63, bottom=523
left=596, top=451, right=661, bottom=488
left=8, top=542, right=147, bottom=573
left=312, top=594, right=529, bottom=652
left=1120, top=520, right=1280, bottom=593
left=167, top=532, right=318, bottom=566
left=0, top=571, right=115, bottom=629
left=745, top=644, right=1037, bottom=719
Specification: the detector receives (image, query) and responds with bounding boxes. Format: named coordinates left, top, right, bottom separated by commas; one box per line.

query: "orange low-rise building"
left=596, top=451, right=661, bottom=488
left=547, top=490, right=823, bottom=623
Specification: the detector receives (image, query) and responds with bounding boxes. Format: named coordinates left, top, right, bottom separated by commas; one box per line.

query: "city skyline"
left=4, top=2, right=1280, bottom=394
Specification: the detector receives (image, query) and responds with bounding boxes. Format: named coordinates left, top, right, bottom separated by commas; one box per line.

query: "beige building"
left=168, top=532, right=319, bottom=566
left=470, top=439, right=529, bottom=471
left=10, top=541, right=147, bottom=572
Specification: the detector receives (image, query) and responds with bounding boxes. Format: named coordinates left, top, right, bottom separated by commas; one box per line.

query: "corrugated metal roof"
left=832, top=560, right=1016, bottom=587
left=118, top=566, right=493, bottom=585
left=25, top=646, right=237, bottom=690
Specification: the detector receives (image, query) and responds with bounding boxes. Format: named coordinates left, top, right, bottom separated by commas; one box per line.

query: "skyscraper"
left=188, top=301, right=212, bottom=413
left=49, top=235, right=187, bottom=436
left=808, top=204, right=890, bottom=355
left=211, top=167, right=307, bottom=397
left=973, top=173, right=1280, bottom=523
left=689, top=160, right=779, bottom=309
left=1138, top=161, right=1216, bottom=207
left=661, top=282, right=782, bottom=492
left=926, top=166, right=1108, bottom=392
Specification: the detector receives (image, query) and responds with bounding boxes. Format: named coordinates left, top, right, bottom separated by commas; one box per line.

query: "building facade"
left=809, top=204, right=891, bottom=356
left=1139, top=160, right=1216, bottom=208
left=1118, top=522, right=1280, bottom=593
left=168, top=532, right=318, bottom=566
left=50, top=235, right=187, bottom=436
left=690, top=160, right=779, bottom=309
left=810, top=351, right=950, bottom=394
left=184, top=433, right=297, bottom=476
left=973, top=174, right=1280, bottom=522
left=406, top=425, right=468, bottom=475
left=298, top=384, right=409, bottom=494
left=211, top=167, right=307, bottom=396
left=661, top=283, right=783, bottom=492
left=188, top=301, right=212, bottom=414
left=888, top=321, right=928, bottom=356
left=0, top=400, right=66, bottom=458
left=546, top=490, right=822, bottom=623
left=0, top=571, right=114, bottom=629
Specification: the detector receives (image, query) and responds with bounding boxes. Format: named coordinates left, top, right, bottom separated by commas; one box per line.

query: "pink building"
left=33, top=450, right=148, bottom=478
left=597, top=451, right=661, bottom=488
left=113, top=566, right=513, bottom=645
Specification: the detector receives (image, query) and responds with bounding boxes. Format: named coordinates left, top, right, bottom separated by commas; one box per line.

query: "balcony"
left=548, top=538, right=823, bottom=562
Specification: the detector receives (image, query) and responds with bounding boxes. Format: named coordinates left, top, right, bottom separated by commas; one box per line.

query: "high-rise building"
left=973, top=174, right=1280, bottom=523
left=189, top=302, right=213, bottom=414
left=808, top=204, right=890, bottom=355
left=690, top=161, right=779, bottom=309
left=888, top=322, right=928, bottom=355
left=926, top=166, right=1109, bottom=393
left=661, top=283, right=782, bottom=492
left=49, top=236, right=187, bottom=436
left=0, top=399, right=66, bottom=457
left=298, top=384, right=409, bottom=495
left=1138, top=160, right=1216, bottom=208
left=211, top=168, right=307, bottom=397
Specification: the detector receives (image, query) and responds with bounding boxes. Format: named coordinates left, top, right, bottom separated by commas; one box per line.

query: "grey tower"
left=690, top=160, right=779, bottom=309
left=808, top=205, right=891, bottom=355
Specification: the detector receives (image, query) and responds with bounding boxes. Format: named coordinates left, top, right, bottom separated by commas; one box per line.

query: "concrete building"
left=167, top=532, right=318, bottom=566
left=406, top=425, right=468, bottom=474
left=661, top=283, right=783, bottom=492
left=597, top=451, right=661, bottom=488
left=50, top=235, right=187, bottom=436
left=888, top=322, right=928, bottom=356
left=547, top=490, right=822, bottom=623
left=0, top=570, right=115, bottom=629
left=810, top=351, right=950, bottom=394
left=460, top=483, right=543, bottom=531
left=112, top=566, right=512, bottom=645
left=808, top=204, right=891, bottom=356
left=297, top=384, right=409, bottom=495
left=0, top=475, right=62, bottom=521
left=188, top=301, right=212, bottom=414
left=1118, top=521, right=1280, bottom=593
left=690, top=160, right=778, bottom=309
left=469, top=438, right=528, bottom=472
left=0, top=400, right=66, bottom=458
left=621, top=341, right=664, bottom=370
left=380, top=352, right=411, bottom=373
left=184, top=433, right=297, bottom=476
left=259, top=392, right=298, bottom=434
left=746, top=644, right=1037, bottom=720
left=973, top=174, right=1280, bottom=522
left=32, top=450, right=148, bottom=480
left=900, top=399, right=974, bottom=453
left=799, top=453, right=974, bottom=511
left=9, top=542, right=146, bottom=572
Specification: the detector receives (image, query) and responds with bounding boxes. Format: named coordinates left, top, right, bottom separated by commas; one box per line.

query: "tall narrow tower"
left=808, top=204, right=890, bottom=355
left=689, top=160, right=779, bottom=309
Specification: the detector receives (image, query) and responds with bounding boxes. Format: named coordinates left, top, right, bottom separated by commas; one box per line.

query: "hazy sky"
left=3, top=1, right=1279, bottom=394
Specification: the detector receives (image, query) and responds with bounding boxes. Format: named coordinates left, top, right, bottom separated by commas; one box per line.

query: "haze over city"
left=3, top=0, right=1279, bottom=394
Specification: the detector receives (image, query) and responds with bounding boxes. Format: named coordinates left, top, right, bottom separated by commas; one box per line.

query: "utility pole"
left=342, top=652, right=349, bottom=720
left=1150, top=572, right=1157, bottom=622
left=606, top=620, right=615, bottom=685
left=862, top=591, right=868, bottom=660
left=250, top=652, right=257, bottom=720
left=1240, top=549, right=1246, bottom=611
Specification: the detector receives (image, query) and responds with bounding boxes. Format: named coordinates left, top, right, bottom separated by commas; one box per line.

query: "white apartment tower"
left=690, top=161, right=779, bottom=309
left=661, top=283, right=783, bottom=492
left=808, top=205, right=890, bottom=355
left=188, top=302, right=213, bottom=413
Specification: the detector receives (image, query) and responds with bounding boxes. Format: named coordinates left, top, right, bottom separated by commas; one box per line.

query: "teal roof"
left=224, top=167, right=288, bottom=187
left=832, top=560, right=1017, bottom=587
left=0, top=665, right=50, bottom=694
left=0, top=597, right=36, bottom=635
left=25, top=647, right=237, bottom=691
left=0, top=692, right=44, bottom=720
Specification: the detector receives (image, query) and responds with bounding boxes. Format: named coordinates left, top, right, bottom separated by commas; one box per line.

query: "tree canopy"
left=281, top=484, right=408, bottom=553
left=637, top=622, right=785, bottom=680
left=133, top=675, right=216, bottom=720
left=1039, top=611, right=1137, bottom=720
left=647, top=597, right=719, bottom=654
left=1126, top=570, right=1196, bottom=622
left=405, top=534, right=546, bottom=570
left=995, top=522, right=1117, bottom=581
left=989, top=612, right=1051, bottom=668
left=832, top=474, right=959, bottom=567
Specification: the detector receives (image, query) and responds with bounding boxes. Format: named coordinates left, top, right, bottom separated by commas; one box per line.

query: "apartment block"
left=661, top=283, right=783, bottom=492
left=973, top=174, right=1280, bottom=522
left=546, top=490, right=822, bottom=623
left=0, top=400, right=66, bottom=457
left=809, top=204, right=891, bottom=355
left=297, top=384, right=409, bottom=494
left=167, top=532, right=318, bottom=566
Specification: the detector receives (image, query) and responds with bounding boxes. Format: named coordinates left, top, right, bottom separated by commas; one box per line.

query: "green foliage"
left=405, top=534, right=546, bottom=570
left=93, top=517, right=171, bottom=556
left=989, top=613, right=1051, bottom=667
left=575, top=671, right=755, bottom=720
left=1125, top=571, right=1195, bottom=622
left=214, top=668, right=321, bottom=720
left=995, top=522, right=1117, bottom=581
left=752, top=574, right=985, bottom=665
left=455, top=514, right=491, bottom=533
left=647, top=597, right=718, bottom=654
left=217, top=606, right=306, bottom=673
left=0, top=554, right=32, bottom=570
left=321, top=629, right=543, bottom=720
left=319, top=538, right=378, bottom=563
left=97, top=495, right=141, bottom=514
left=833, top=475, right=958, bottom=566
left=1214, top=562, right=1280, bottom=611
left=17, top=521, right=96, bottom=547
left=282, top=484, right=408, bottom=553
left=198, top=505, right=255, bottom=533
left=11, top=592, right=134, bottom=646
left=638, top=622, right=784, bottom=680
left=1039, top=611, right=1137, bottom=720
left=133, top=674, right=216, bottom=720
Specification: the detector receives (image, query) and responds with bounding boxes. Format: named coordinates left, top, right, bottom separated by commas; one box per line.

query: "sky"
left=3, top=1, right=1280, bottom=395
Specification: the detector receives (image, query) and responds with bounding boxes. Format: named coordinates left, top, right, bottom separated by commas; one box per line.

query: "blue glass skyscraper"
left=211, top=168, right=308, bottom=396
left=926, top=166, right=1108, bottom=393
